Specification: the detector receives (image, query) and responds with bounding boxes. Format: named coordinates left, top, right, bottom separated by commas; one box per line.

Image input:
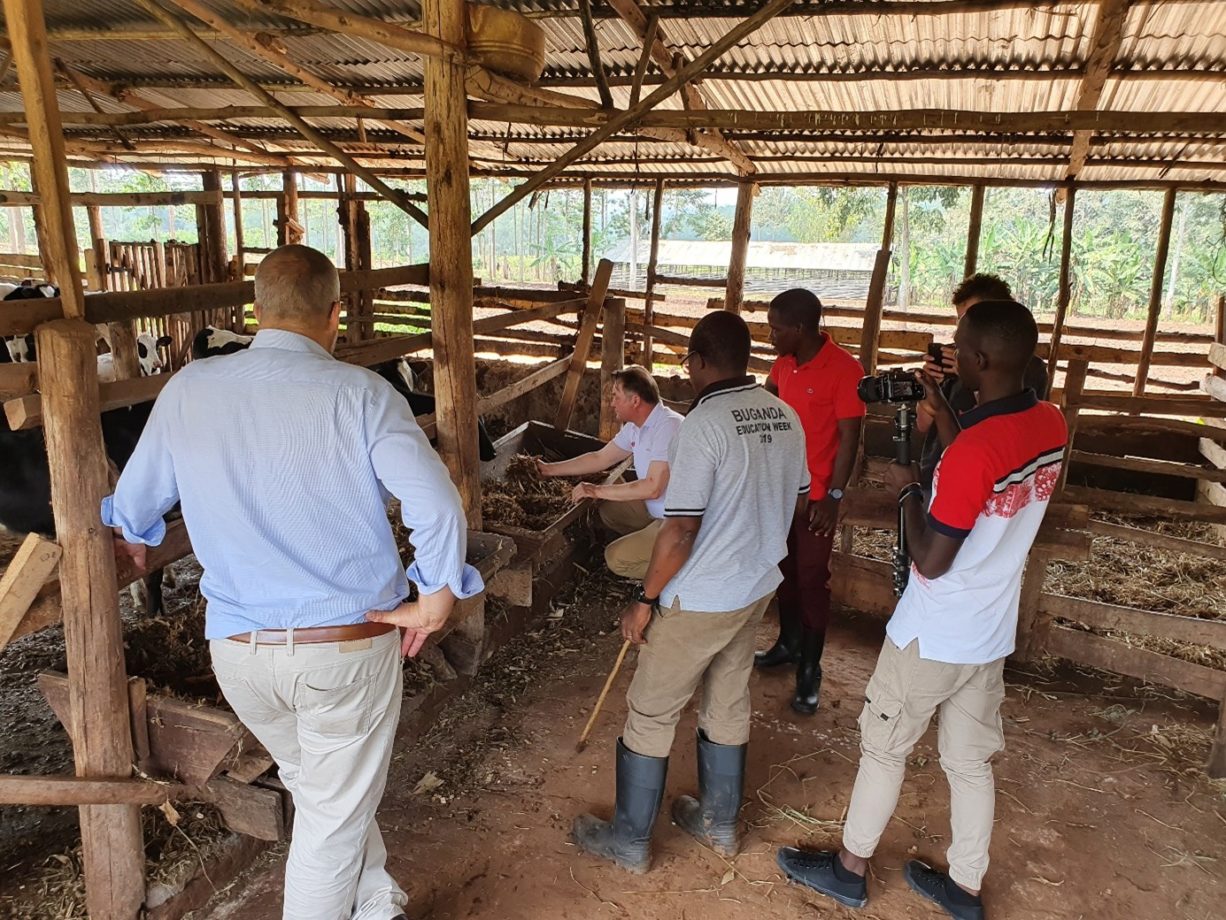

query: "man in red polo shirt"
left=760, top=289, right=865, bottom=714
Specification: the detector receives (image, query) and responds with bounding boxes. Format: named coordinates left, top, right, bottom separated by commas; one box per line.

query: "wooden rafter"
left=1066, top=0, right=1133, bottom=183
left=472, top=0, right=798, bottom=234
left=578, top=0, right=613, bottom=109
left=133, top=0, right=429, bottom=227
left=52, top=64, right=294, bottom=166
left=163, top=0, right=427, bottom=146
left=605, top=0, right=756, bottom=176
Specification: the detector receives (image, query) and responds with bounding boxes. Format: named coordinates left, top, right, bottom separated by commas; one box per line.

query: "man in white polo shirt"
left=538, top=365, right=682, bottom=581
left=572, top=311, right=810, bottom=874
left=777, top=301, right=1068, bottom=920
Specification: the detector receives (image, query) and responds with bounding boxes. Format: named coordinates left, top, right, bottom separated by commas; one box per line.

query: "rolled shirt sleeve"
left=364, top=384, right=484, bottom=599
left=100, top=394, right=180, bottom=546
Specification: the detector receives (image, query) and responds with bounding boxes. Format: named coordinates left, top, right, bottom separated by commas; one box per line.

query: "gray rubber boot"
left=671, top=730, right=746, bottom=857
left=572, top=738, right=668, bottom=874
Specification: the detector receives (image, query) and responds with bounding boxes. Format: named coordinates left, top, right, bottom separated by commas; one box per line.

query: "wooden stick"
left=1047, top=187, right=1076, bottom=382
left=643, top=178, right=664, bottom=364
left=576, top=639, right=632, bottom=752
left=581, top=177, right=593, bottom=286
left=579, top=0, right=614, bottom=109
left=556, top=259, right=614, bottom=430
left=628, top=13, right=658, bottom=108
left=471, top=0, right=797, bottom=234
left=1134, top=187, right=1178, bottom=396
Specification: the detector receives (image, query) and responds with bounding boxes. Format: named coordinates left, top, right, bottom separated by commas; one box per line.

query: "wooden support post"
left=964, top=183, right=985, bottom=278
left=642, top=179, right=664, bottom=368
left=1134, top=187, right=1178, bottom=397
left=279, top=170, right=303, bottom=247
left=425, top=0, right=481, bottom=526
left=199, top=168, right=229, bottom=283
left=3, top=7, right=145, bottom=914
left=556, top=259, right=614, bottom=431
left=230, top=171, right=245, bottom=285
left=581, top=178, right=593, bottom=286
left=1214, top=294, right=1226, bottom=381
left=1047, top=187, right=1076, bottom=383
left=724, top=181, right=754, bottom=314
left=600, top=296, right=627, bottom=441
left=859, top=182, right=899, bottom=373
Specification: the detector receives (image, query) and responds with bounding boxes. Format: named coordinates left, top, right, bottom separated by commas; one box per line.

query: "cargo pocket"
left=858, top=668, right=907, bottom=756
left=298, top=672, right=375, bottom=738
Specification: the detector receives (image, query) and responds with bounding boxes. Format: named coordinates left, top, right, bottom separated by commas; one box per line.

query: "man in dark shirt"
left=918, top=274, right=1049, bottom=496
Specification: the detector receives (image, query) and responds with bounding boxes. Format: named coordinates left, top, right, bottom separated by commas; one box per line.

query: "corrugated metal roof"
left=0, top=0, right=1220, bottom=184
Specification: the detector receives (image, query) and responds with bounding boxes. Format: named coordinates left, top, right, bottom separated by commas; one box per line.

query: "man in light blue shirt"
left=105, top=245, right=482, bottom=920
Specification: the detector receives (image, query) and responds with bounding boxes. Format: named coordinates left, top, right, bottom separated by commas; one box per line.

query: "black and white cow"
left=192, top=325, right=497, bottom=461
left=96, top=332, right=174, bottom=382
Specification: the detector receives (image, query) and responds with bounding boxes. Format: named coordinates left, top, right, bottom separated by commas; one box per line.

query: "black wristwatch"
left=636, top=587, right=659, bottom=607
left=828, top=488, right=844, bottom=501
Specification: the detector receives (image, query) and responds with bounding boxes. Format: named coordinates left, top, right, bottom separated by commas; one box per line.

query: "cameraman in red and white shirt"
left=777, top=300, right=1068, bottom=920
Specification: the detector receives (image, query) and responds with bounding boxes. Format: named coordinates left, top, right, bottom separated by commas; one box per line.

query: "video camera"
left=857, top=343, right=946, bottom=405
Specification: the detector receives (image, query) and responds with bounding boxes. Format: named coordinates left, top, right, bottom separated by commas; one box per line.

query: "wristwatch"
left=828, top=488, right=844, bottom=501
left=636, top=587, right=659, bottom=607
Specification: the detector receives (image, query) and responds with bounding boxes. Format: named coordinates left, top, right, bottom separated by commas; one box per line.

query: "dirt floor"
left=187, top=562, right=1225, bottom=920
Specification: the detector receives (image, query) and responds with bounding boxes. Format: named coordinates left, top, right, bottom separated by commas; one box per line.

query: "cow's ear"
left=157, top=335, right=173, bottom=348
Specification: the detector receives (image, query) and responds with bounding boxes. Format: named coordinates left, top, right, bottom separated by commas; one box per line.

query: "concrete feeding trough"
left=480, top=420, right=630, bottom=606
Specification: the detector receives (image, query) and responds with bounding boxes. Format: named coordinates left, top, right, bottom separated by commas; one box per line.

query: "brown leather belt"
left=228, top=621, right=396, bottom=645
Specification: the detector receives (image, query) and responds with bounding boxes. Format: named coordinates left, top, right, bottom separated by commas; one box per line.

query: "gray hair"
left=254, top=245, right=340, bottom=322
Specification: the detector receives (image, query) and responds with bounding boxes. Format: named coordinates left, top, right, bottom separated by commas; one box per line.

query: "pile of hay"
left=481, top=454, right=598, bottom=530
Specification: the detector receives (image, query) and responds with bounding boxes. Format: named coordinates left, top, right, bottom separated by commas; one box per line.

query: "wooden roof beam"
left=134, top=0, right=429, bottom=227
left=53, top=64, right=295, bottom=166
left=472, top=0, right=797, bottom=233
left=578, top=0, right=613, bottom=109
left=605, top=0, right=756, bottom=176
left=1066, top=0, right=1133, bottom=185
left=466, top=103, right=1226, bottom=135
left=162, top=0, right=427, bottom=146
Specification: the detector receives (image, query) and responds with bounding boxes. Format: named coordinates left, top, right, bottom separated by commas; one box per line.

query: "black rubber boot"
left=777, top=847, right=868, bottom=909
left=572, top=738, right=668, bottom=874
left=904, top=860, right=985, bottom=920
left=671, top=730, right=746, bottom=857
left=755, top=602, right=801, bottom=668
left=791, top=630, right=825, bottom=715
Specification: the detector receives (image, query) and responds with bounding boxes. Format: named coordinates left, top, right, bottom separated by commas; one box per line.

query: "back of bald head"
left=961, top=300, right=1038, bottom=372
left=255, top=245, right=340, bottom=323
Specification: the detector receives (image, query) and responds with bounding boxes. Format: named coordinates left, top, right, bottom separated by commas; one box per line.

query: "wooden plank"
left=5, top=371, right=174, bottom=431
left=203, top=775, right=285, bottom=842
left=1039, top=593, right=1226, bottom=651
left=1069, top=449, right=1226, bottom=483
left=0, top=263, right=429, bottom=335
left=1200, top=436, right=1226, bottom=470
left=39, top=671, right=256, bottom=786
left=1063, top=484, right=1226, bottom=524
left=1211, top=702, right=1226, bottom=779
left=1087, top=518, right=1226, bottom=563
left=1134, top=187, right=1179, bottom=396
left=1207, top=341, right=1226, bottom=374
left=15, top=518, right=194, bottom=644
left=0, top=361, right=38, bottom=400
left=555, top=259, right=613, bottom=430
left=1072, top=392, right=1226, bottom=417
left=1202, top=373, right=1226, bottom=404
left=1043, top=624, right=1226, bottom=702
left=478, top=355, right=571, bottom=415
left=0, top=774, right=193, bottom=806
left=1077, top=414, right=1226, bottom=444
left=829, top=552, right=895, bottom=616
left=724, top=182, right=754, bottom=313
left=0, top=534, right=61, bottom=649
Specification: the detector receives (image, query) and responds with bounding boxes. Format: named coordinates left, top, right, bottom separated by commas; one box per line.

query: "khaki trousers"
left=599, top=499, right=662, bottom=581
left=623, top=593, right=772, bottom=758
left=843, top=638, right=1006, bottom=890
left=210, top=630, right=408, bottom=920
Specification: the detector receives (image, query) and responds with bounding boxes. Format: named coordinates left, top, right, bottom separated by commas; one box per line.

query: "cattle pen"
left=0, top=1, right=1224, bottom=918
